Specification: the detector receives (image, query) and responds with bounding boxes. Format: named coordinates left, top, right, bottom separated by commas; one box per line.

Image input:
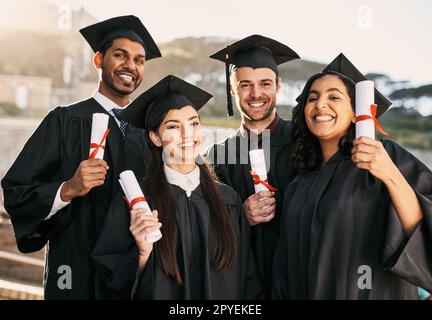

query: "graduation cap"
left=210, top=35, right=300, bottom=117
left=297, top=53, right=391, bottom=117
left=120, top=75, right=213, bottom=130
left=79, top=15, right=161, bottom=60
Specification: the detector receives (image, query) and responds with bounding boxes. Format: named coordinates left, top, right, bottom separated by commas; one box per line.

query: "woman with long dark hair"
left=92, top=75, right=262, bottom=299
left=273, top=54, right=432, bottom=299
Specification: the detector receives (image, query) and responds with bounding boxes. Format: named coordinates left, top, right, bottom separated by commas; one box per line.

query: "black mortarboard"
left=210, top=35, right=300, bottom=117
left=120, top=75, right=213, bottom=130
left=297, top=53, right=391, bottom=117
left=79, top=15, right=161, bottom=60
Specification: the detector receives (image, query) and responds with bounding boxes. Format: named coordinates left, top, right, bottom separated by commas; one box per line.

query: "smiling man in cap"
left=206, top=35, right=300, bottom=299
left=1, top=15, right=161, bottom=299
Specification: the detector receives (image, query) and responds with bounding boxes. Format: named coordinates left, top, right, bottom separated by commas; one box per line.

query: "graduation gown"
left=206, top=116, right=297, bottom=298
left=273, top=139, right=432, bottom=299
left=1, top=98, right=150, bottom=299
left=91, top=182, right=263, bottom=299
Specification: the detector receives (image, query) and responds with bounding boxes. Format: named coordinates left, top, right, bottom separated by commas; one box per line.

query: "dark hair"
left=99, top=40, right=114, bottom=55
left=291, top=71, right=356, bottom=173
left=230, top=66, right=280, bottom=84
left=145, top=113, right=237, bottom=284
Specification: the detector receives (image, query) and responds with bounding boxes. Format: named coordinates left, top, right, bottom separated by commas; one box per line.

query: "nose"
left=316, top=98, right=327, bottom=110
left=250, top=85, right=262, bottom=99
left=123, top=56, right=136, bottom=71
left=181, top=124, right=193, bottom=140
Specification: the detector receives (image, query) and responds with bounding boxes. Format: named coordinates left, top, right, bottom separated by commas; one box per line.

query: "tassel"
left=225, top=51, right=233, bottom=117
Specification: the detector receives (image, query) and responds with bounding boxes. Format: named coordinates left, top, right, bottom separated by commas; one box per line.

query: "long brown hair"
left=145, top=113, right=237, bottom=284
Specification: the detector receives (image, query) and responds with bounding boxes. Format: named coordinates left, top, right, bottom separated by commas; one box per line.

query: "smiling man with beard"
left=1, top=15, right=161, bottom=299
left=205, top=35, right=300, bottom=299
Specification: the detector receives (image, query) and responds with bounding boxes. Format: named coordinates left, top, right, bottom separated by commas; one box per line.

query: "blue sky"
left=52, top=0, right=432, bottom=85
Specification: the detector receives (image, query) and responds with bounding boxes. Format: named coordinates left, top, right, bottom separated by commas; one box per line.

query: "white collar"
left=92, top=90, right=131, bottom=113
left=163, top=164, right=200, bottom=197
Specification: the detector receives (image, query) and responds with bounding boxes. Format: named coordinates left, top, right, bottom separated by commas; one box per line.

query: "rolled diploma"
left=119, top=170, right=162, bottom=243
left=249, top=149, right=270, bottom=193
left=89, top=113, right=109, bottom=159
left=355, top=80, right=375, bottom=140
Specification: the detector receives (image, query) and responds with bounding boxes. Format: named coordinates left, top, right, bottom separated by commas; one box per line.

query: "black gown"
left=1, top=98, right=150, bottom=299
left=91, top=182, right=263, bottom=299
left=206, top=116, right=297, bottom=298
left=273, top=139, right=432, bottom=299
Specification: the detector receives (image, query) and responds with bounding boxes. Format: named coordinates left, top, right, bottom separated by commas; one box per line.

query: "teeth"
left=315, top=115, right=334, bottom=122
left=249, top=102, right=265, bottom=108
left=118, top=74, right=133, bottom=82
left=180, top=142, right=195, bottom=147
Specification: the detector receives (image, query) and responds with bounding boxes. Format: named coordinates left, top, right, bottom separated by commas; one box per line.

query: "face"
left=231, top=67, right=281, bottom=122
left=304, top=75, right=355, bottom=143
left=149, top=106, right=203, bottom=165
left=95, top=37, right=146, bottom=96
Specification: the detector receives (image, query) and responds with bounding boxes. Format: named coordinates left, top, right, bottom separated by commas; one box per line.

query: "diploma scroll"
left=89, top=113, right=110, bottom=159
left=355, top=80, right=375, bottom=140
left=119, top=170, right=162, bottom=243
left=249, top=149, right=277, bottom=193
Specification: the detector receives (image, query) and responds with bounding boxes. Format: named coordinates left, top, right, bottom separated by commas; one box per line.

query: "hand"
left=243, top=190, right=276, bottom=226
left=351, top=137, right=398, bottom=183
left=60, top=159, right=109, bottom=201
left=129, top=208, right=161, bottom=258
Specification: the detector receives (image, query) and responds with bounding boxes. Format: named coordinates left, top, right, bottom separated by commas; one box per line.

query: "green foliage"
left=0, top=102, right=23, bottom=116
left=379, top=107, right=432, bottom=149
left=390, top=85, right=432, bottom=99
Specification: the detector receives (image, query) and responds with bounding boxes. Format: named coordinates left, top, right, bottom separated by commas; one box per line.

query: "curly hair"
left=291, top=71, right=356, bottom=173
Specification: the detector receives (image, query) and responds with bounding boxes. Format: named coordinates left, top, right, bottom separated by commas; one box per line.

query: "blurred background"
left=0, top=0, right=431, bottom=299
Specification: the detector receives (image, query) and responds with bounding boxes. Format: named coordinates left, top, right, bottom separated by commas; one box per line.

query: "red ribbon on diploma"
left=250, top=170, right=277, bottom=192
left=88, top=128, right=111, bottom=159
left=355, top=104, right=392, bottom=137
left=122, top=195, right=147, bottom=209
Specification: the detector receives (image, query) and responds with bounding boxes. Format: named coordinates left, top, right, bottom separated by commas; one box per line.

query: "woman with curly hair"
left=273, top=54, right=432, bottom=299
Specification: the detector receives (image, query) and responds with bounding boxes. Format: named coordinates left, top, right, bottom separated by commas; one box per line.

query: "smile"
left=178, top=141, right=197, bottom=149
left=313, top=114, right=335, bottom=122
left=248, top=101, right=266, bottom=108
left=116, top=72, right=136, bottom=82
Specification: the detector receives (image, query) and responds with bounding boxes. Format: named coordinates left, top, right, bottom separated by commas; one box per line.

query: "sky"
left=39, top=0, right=432, bottom=85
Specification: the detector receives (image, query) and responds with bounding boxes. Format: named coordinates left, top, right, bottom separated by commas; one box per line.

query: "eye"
left=191, top=121, right=200, bottom=127
left=135, top=57, right=145, bottom=65
left=261, top=82, right=272, bottom=87
left=114, top=53, right=126, bottom=59
left=240, top=83, right=250, bottom=89
left=307, top=96, right=318, bottom=102
left=166, top=125, right=179, bottom=130
left=329, top=95, right=341, bottom=101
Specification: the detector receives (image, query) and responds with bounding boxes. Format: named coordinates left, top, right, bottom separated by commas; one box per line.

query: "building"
left=0, top=74, right=52, bottom=112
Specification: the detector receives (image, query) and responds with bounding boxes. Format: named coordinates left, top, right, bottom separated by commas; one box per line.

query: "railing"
left=0, top=250, right=44, bottom=267
left=0, top=223, right=45, bottom=300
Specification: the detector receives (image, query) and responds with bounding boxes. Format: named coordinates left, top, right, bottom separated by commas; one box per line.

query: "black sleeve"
left=1, top=107, right=66, bottom=252
left=91, top=192, right=153, bottom=299
left=233, top=193, right=264, bottom=299
left=272, top=180, right=298, bottom=299
left=381, top=140, right=432, bottom=292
